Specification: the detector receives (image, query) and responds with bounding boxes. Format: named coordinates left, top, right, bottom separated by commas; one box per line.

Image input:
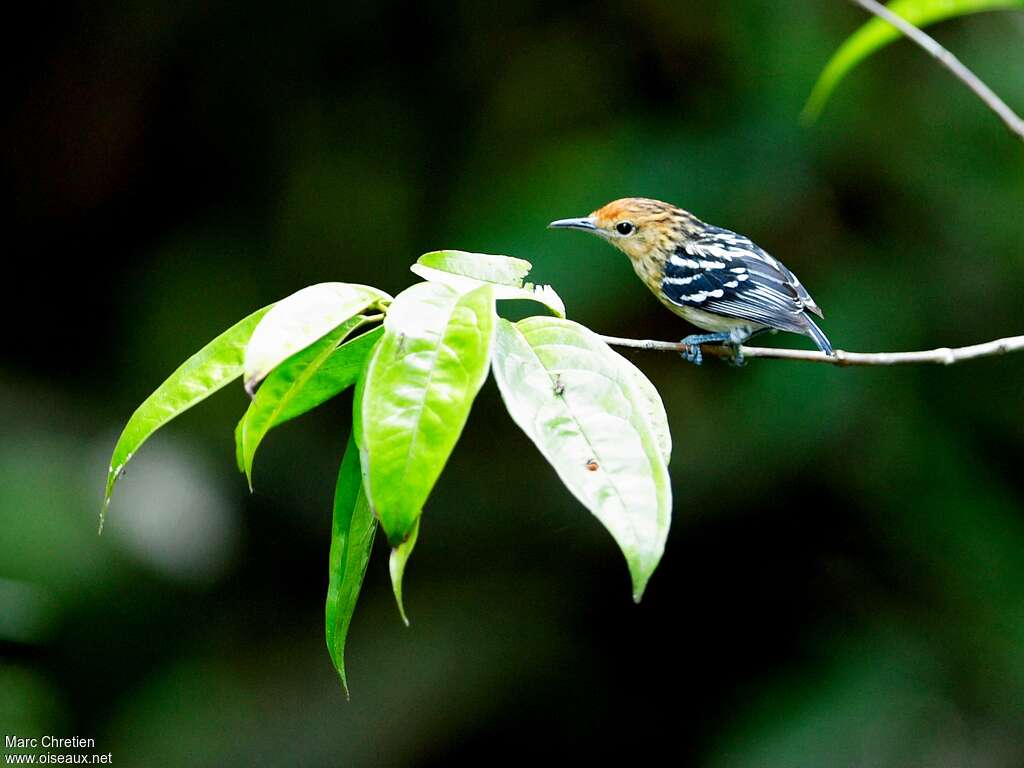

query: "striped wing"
left=660, top=226, right=822, bottom=333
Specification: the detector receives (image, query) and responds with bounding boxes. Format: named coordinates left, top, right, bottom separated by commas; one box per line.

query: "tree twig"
left=849, top=0, right=1024, bottom=143
left=598, top=333, right=1024, bottom=367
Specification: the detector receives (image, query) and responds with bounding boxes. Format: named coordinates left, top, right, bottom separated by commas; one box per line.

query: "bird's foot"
left=679, top=333, right=734, bottom=367
left=680, top=343, right=703, bottom=365
left=725, top=328, right=756, bottom=367
left=680, top=330, right=757, bottom=367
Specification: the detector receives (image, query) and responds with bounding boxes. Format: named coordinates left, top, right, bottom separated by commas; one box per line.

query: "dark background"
left=2, top=1, right=1023, bottom=765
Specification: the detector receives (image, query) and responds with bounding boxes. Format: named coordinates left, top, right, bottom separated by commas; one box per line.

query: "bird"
left=549, top=197, right=833, bottom=365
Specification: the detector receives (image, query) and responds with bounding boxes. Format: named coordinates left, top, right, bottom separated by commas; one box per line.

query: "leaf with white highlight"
left=357, top=281, right=496, bottom=545
left=411, top=251, right=565, bottom=317
left=415, top=250, right=532, bottom=287
left=614, top=352, right=671, bottom=464
left=243, top=283, right=390, bottom=393
left=490, top=317, right=672, bottom=601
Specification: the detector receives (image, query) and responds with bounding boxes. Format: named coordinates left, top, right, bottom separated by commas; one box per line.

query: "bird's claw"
left=679, top=333, right=730, bottom=366
left=680, top=344, right=703, bottom=366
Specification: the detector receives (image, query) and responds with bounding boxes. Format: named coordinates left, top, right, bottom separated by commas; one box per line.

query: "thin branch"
left=598, top=333, right=1024, bottom=367
left=849, top=0, right=1024, bottom=143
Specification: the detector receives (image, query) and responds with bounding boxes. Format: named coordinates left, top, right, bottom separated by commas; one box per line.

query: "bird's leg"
left=680, top=329, right=764, bottom=366
left=724, top=328, right=764, bottom=367
left=679, top=332, right=734, bottom=366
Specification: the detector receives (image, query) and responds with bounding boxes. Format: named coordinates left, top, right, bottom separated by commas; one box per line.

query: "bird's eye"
left=616, top=221, right=635, bottom=235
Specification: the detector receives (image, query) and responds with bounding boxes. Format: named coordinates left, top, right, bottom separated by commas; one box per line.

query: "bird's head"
left=548, top=197, right=699, bottom=263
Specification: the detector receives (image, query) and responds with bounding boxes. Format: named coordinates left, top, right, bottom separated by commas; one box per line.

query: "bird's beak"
left=548, top=216, right=597, bottom=232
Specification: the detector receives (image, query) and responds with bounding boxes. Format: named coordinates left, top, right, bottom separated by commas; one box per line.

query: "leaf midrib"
left=518, top=330, right=646, bottom=550
left=390, top=297, right=476, bottom=504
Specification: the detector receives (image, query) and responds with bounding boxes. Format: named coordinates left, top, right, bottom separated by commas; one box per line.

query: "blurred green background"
left=2, top=1, right=1023, bottom=765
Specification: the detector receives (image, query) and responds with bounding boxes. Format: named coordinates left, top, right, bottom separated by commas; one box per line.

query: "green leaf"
left=803, top=0, right=1024, bottom=122
left=239, top=326, right=385, bottom=471
left=388, top=518, right=419, bottom=627
left=415, top=250, right=532, bottom=287
left=283, top=326, right=385, bottom=424
left=490, top=317, right=672, bottom=601
left=325, top=431, right=378, bottom=696
left=411, top=252, right=566, bottom=317
left=236, top=316, right=374, bottom=488
left=615, top=353, right=671, bottom=465
left=243, top=282, right=391, bottom=393
left=234, top=420, right=245, bottom=474
left=102, top=304, right=273, bottom=529
left=357, top=282, right=496, bottom=545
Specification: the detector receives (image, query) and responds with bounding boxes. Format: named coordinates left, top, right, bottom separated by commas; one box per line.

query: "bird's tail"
left=804, top=315, right=834, bottom=356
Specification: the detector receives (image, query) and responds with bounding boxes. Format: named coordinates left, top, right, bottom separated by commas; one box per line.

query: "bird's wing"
left=660, top=226, right=822, bottom=332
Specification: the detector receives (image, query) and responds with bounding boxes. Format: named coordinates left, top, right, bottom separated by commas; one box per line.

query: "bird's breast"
left=627, top=251, right=667, bottom=296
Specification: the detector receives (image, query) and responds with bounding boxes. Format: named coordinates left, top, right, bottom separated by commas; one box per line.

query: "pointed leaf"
left=615, top=353, right=671, bottom=464
left=243, top=282, right=391, bottom=392
left=803, top=0, right=1024, bottom=122
left=388, top=518, right=419, bottom=627
left=237, top=316, right=373, bottom=487
left=415, top=250, right=532, bottom=287
left=357, top=282, right=496, bottom=545
left=102, top=304, right=273, bottom=528
left=490, top=317, right=672, bottom=601
left=325, top=431, right=378, bottom=696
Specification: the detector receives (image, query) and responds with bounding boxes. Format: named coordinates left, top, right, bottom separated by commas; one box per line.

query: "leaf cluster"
left=102, top=251, right=672, bottom=694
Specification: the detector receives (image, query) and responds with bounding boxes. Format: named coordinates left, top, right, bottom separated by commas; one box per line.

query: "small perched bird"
left=549, top=197, right=833, bottom=364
